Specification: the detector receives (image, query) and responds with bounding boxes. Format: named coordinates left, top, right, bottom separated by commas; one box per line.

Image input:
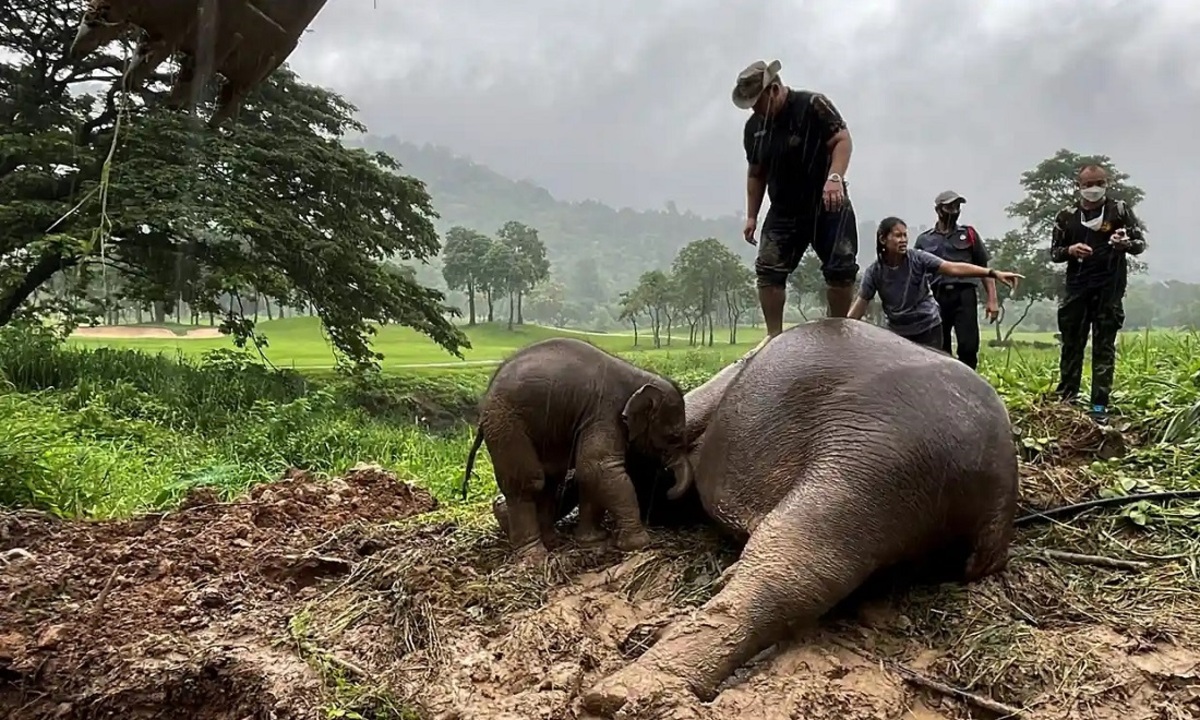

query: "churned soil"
left=3, top=450, right=1199, bottom=719
left=0, top=465, right=437, bottom=719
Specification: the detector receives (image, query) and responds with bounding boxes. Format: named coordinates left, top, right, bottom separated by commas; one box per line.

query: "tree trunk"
left=467, top=280, right=477, bottom=325
left=517, top=290, right=524, bottom=324
left=266, top=297, right=273, bottom=320
left=507, top=292, right=515, bottom=330
left=153, top=302, right=166, bottom=324
left=0, top=252, right=78, bottom=328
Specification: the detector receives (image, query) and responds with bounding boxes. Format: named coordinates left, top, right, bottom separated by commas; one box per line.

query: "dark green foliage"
left=1, top=1, right=467, bottom=370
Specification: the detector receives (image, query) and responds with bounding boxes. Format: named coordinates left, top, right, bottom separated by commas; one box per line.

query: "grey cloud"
left=289, top=0, right=1200, bottom=278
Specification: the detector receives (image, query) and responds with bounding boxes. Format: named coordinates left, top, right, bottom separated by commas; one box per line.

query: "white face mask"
left=1080, top=186, right=1106, bottom=203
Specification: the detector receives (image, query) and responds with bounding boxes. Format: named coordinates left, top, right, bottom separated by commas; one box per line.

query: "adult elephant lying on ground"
left=583, top=318, right=1019, bottom=714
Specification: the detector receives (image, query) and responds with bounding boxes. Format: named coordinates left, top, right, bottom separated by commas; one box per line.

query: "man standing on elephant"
left=913, top=190, right=999, bottom=369
left=734, top=59, right=859, bottom=337
left=1050, top=164, right=1147, bottom=421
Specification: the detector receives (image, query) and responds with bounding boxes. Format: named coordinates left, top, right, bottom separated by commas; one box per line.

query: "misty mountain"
left=359, top=135, right=756, bottom=296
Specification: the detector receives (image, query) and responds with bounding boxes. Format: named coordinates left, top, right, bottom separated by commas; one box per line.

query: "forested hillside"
left=358, top=136, right=753, bottom=299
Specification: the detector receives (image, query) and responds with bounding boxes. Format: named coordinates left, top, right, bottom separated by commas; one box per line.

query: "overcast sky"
left=287, top=0, right=1200, bottom=280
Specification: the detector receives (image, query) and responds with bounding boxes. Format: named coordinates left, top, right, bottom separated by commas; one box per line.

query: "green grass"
left=4, top=320, right=1200, bottom=522
left=67, top=317, right=710, bottom=369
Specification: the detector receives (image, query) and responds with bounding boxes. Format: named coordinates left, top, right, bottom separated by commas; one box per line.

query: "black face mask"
left=937, top=207, right=959, bottom=225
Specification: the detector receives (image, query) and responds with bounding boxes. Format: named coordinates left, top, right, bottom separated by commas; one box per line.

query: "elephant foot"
left=541, top=529, right=567, bottom=550
left=574, top=524, right=608, bottom=548
left=615, top=527, right=651, bottom=552
left=514, top=541, right=549, bottom=566
left=491, top=496, right=511, bottom=537
left=582, top=661, right=699, bottom=717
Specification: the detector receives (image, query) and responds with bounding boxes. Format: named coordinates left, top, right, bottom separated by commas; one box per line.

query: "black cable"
left=1015, top=489, right=1200, bottom=526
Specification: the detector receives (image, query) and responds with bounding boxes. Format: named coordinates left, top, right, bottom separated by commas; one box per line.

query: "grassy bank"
left=4, top=322, right=1200, bottom=521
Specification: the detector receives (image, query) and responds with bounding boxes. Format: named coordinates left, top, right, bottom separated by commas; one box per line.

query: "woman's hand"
left=991, top=270, right=1023, bottom=290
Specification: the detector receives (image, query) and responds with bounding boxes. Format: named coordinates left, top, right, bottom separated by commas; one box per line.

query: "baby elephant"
left=463, top=337, right=692, bottom=562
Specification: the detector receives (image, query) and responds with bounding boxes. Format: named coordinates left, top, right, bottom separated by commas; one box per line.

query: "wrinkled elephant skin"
left=583, top=318, right=1019, bottom=714
left=470, top=338, right=692, bottom=561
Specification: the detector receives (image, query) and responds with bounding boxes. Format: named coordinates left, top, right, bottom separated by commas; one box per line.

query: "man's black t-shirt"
left=743, top=89, right=847, bottom=219
left=1049, top=198, right=1147, bottom=293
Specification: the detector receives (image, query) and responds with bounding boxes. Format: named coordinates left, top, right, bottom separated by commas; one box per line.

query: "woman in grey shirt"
left=849, top=217, right=1022, bottom=349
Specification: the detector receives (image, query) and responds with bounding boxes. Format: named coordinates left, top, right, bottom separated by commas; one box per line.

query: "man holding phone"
left=1050, top=164, right=1147, bottom=421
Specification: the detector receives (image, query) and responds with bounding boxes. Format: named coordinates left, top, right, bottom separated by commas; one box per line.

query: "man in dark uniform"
left=913, top=190, right=998, bottom=369
left=1050, top=164, right=1147, bottom=420
left=733, top=59, right=859, bottom=337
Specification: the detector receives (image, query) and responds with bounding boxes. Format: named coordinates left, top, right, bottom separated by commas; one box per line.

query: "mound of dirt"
left=4, top=446, right=1199, bottom=719
left=0, top=465, right=437, bottom=719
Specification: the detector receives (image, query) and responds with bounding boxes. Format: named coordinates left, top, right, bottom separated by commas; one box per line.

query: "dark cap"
left=732, top=60, right=783, bottom=109
left=935, top=190, right=966, bottom=206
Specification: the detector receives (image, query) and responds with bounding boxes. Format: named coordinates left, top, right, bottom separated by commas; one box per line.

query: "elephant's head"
left=621, top=381, right=693, bottom=500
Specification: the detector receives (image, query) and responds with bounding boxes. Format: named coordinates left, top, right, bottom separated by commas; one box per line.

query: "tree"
left=985, top=230, right=1062, bottom=343
left=624, top=269, right=676, bottom=348
left=1, top=1, right=466, bottom=370
left=617, top=289, right=644, bottom=346
left=787, top=254, right=825, bottom=320
left=524, top=279, right=568, bottom=327
left=720, top=263, right=756, bottom=344
left=441, top=226, right=492, bottom=325
left=673, top=238, right=735, bottom=346
left=479, top=241, right=522, bottom=329
left=496, top=220, right=549, bottom=325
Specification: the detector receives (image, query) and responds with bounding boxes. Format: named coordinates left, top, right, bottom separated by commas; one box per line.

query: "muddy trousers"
left=1055, top=285, right=1125, bottom=408
left=933, top=284, right=980, bottom=369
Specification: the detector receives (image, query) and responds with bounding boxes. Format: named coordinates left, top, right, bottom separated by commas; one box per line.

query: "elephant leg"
left=491, top=495, right=510, bottom=538
left=964, top=481, right=1017, bottom=582
left=575, top=431, right=649, bottom=552
left=536, top=487, right=565, bottom=549
left=486, top=428, right=549, bottom=563
left=583, top=483, right=883, bottom=714
left=573, top=493, right=607, bottom=546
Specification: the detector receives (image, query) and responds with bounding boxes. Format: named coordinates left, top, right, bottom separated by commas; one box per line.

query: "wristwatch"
left=827, top=173, right=843, bottom=184
left=987, top=269, right=997, bottom=278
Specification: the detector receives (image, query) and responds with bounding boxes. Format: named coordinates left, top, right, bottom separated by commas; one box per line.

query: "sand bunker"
left=70, top=326, right=224, bottom=340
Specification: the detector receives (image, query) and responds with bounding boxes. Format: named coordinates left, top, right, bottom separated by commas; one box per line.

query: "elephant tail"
left=461, top=424, right=485, bottom=501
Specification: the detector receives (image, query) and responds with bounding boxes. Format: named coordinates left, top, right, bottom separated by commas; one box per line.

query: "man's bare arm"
left=847, top=296, right=869, bottom=320
left=812, top=93, right=852, bottom=177
left=827, top=129, right=852, bottom=178
left=747, top=164, right=767, bottom=219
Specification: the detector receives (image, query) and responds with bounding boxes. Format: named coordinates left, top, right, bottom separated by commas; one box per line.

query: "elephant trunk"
left=69, top=22, right=118, bottom=61
left=665, top=455, right=694, bottom=500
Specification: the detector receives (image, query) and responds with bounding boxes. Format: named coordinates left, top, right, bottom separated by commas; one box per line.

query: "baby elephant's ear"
left=622, top=383, right=664, bottom=439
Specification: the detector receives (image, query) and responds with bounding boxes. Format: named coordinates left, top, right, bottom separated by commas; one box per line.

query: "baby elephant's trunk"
left=666, top=455, right=694, bottom=500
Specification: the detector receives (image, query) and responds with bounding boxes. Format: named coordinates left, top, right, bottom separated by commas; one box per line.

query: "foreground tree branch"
left=1, top=1, right=468, bottom=368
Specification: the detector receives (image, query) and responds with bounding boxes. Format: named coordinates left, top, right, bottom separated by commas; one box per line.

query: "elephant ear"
left=622, top=383, right=663, bottom=440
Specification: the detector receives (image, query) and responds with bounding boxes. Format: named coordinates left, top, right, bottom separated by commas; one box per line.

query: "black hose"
left=1015, top=489, right=1200, bottom=526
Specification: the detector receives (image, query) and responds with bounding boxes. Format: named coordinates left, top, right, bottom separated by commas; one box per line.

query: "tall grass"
left=0, top=325, right=486, bottom=517
left=2, top=323, right=1198, bottom=521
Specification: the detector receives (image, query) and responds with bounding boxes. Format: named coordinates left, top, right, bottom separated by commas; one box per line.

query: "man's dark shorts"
left=754, top=202, right=859, bottom=289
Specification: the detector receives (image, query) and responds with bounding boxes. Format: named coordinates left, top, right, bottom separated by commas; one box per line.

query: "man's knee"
left=821, top=264, right=858, bottom=288
left=754, top=263, right=790, bottom=288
